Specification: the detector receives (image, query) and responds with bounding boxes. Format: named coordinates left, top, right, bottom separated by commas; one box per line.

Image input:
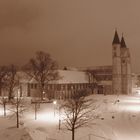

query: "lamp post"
left=43, top=91, right=45, bottom=100
left=53, top=100, right=57, bottom=117
left=2, top=96, right=7, bottom=117
left=34, top=102, right=38, bottom=120
left=16, top=89, right=20, bottom=128
left=58, top=102, right=61, bottom=130
left=31, top=98, right=40, bottom=120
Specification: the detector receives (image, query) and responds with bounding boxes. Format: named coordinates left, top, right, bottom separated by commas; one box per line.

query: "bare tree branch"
left=23, top=51, right=60, bottom=100
left=61, top=89, right=98, bottom=140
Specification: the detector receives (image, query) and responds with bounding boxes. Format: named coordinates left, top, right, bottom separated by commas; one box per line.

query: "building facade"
left=25, top=30, right=132, bottom=98
left=84, top=30, right=132, bottom=95
left=112, top=30, right=132, bottom=95
left=3, top=31, right=132, bottom=99
left=26, top=70, right=92, bottom=100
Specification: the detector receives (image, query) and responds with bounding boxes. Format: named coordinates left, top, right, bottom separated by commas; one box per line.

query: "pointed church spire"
left=121, top=34, right=127, bottom=48
left=112, top=30, right=120, bottom=45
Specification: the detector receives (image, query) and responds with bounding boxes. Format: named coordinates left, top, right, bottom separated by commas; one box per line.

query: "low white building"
left=20, top=69, right=92, bottom=99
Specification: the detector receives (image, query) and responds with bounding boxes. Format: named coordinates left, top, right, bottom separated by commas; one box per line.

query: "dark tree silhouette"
left=23, top=51, right=60, bottom=100
left=0, top=65, right=19, bottom=117
left=62, top=90, right=98, bottom=140
left=5, top=65, right=19, bottom=100
left=9, top=96, right=27, bottom=128
left=0, top=66, right=9, bottom=96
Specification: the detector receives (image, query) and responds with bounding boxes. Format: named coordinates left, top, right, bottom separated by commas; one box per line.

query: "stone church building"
left=112, top=30, right=131, bottom=95
left=12, top=30, right=132, bottom=99
left=86, top=30, right=132, bottom=95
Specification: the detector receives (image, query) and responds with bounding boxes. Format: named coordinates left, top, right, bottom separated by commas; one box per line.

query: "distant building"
left=25, top=70, right=92, bottom=99
left=23, top=30, right=132, bottom=98
left=112, top=30, right=131, bottom=95
left=2, top=30, right=132, bottom=99
left=85, top=66, right=112, bottom=95
left=83, top=30, right=132, bottom=95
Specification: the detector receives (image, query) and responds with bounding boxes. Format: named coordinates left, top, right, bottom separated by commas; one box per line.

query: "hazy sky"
left=0, top=0, right=140, bottom=72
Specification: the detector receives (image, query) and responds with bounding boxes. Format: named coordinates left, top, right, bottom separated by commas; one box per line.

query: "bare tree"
left=0, top=66, right=9, bottom=96
left=62, top=90, right=98, bottom=140
left=0, top=65, right=18, bottom=116
left=9, top=95, right=27, bottom=128
left=0, top=66, right=9, bottom=117
left=5, top=65, right=19, bottom=100
left=23, top=51, right=60, bottom=100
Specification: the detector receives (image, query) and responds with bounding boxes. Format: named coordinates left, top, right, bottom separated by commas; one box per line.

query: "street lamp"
left=53, top=100, right=57, bottom=117
left=16, top=89, right=20, bottom=128
left=43, top=91, right=45, bottom=100
left=58, top=102, right=61, bottom=130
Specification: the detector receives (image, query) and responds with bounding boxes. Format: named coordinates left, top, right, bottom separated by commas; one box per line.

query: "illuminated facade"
left=7, top=31, right=132, bottom=99
left=25, top=31, right=132, bottom=98
left=84, top=31, right=132, bottom=95
left=26, top=70, right=92, bottom=99
left=112, top=30, right=132, bottom=95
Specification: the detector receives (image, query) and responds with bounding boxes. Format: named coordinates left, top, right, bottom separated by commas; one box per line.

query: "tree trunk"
left=35, top=103, right=37, bottom=120
left=8, top=88, right=13, bottom=101
left=39, top=84, right=43, bottom=100
left=16, top=101, right=19, bottom=128
left=72, top=128, right=75, bottom=140
left=40, top=82, right=46, bottom=100
left=4, top=103, right=6, bottom=117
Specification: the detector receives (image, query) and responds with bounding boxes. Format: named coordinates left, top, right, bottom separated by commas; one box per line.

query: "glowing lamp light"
left=53, top=101, right=57, bottom=105
left=138, top=90, right=140, bottom=95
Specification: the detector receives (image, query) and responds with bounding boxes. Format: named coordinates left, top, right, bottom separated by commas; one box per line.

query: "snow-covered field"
left=0, top=94, right=140, bottom=140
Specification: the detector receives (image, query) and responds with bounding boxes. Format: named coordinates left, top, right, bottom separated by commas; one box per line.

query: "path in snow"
left=0, top=95, right=140, bottom=140
left=96, top=95, right=140, bottom=140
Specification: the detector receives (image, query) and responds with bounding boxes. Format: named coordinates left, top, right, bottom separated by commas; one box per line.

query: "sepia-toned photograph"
left=0, top=0, right=139, bottom=140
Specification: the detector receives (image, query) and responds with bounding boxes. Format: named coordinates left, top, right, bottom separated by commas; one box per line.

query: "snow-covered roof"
left=23, top=69, right=89, bottom=84
left=51, top=70, right=89, bottom=84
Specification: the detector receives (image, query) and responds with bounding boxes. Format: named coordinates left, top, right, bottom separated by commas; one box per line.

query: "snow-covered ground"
left=0, top=94, right=140, bottom=140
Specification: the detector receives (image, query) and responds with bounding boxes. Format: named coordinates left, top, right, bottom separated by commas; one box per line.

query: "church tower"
left=120, top=35, right=132, bottom=94
left=112, top=30, right=122, bottom=95
left=112, top=30, right=132, bottom=95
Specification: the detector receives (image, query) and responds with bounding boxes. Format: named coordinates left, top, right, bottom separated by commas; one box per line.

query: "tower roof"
left=112, top=30, right=120, bottom=44
left=121, top=35, right=127, bottom=48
